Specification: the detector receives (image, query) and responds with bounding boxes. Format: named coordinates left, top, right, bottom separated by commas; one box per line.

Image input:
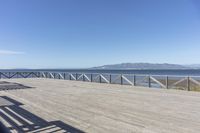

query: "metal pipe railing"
left=38, top=71, right=200, bottom=91
left=1, top=71, right=200, bottom=91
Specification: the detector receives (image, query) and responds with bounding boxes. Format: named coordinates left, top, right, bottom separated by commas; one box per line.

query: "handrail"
left=38, top=71, right=200, bottom=78
left=1, top=71, right=200, bottom=91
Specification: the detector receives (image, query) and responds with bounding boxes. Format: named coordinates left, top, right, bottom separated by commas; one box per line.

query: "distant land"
left=92, top=63, right=200, bottom=69
left=185, top=64, right=200, bottom=69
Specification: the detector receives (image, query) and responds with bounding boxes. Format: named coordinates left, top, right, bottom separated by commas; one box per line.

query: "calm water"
left=1, top=69, right=200, bottom=76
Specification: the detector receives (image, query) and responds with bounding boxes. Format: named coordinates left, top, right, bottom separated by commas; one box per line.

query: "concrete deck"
left=0, top=78, right=200, bottom=133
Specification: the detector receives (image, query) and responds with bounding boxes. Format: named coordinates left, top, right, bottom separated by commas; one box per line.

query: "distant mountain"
left=185, top=64, right=200, bottom=69
left=92, top=63, right=190, bottom=69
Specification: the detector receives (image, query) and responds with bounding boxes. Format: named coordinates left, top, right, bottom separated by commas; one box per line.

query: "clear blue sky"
left=0, top=0, right=200, bottom=68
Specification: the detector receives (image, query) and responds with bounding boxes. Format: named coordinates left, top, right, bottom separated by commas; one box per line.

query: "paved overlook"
left=0, top=78, right=200, bottom=133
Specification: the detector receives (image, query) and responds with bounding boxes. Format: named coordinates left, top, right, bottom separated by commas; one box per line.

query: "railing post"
left=148, top=76, right=151, bottom=88
left=75, top=73, right=77, bottom=80
left=133, top=75, right=136, bottom=86
left=109, top=74, right=112, bottom=84
left=91, top=74, right=93, bottom=82
left=166, top=76, right=169, bottom=89
left=99, top=75, right=102, bottom=83
left=53, top=73, right=55, bottom=79
left=187, top=76, right=190, bottom=91
left=83, top=74, right=85, bottom=81
left=69, top=74, right=72, bottom=80
left=121, top=74, right=123, bottom=85
left=58, top=73, right=60, bottom=79
left=64, top=73, right=66, bottom=80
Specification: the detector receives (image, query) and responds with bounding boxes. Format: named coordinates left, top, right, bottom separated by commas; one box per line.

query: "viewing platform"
left=0, top=78, right=200, bottom=133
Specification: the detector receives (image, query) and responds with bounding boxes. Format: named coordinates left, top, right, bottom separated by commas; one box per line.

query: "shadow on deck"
left=0, top=81, right=33, bottom=91
left=0, top=96, right=84, bottom=133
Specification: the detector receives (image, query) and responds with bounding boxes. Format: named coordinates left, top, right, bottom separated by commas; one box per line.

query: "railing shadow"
left=0, top=81, right=34, bottom=91
left=0, top=96, right=84, bottom=133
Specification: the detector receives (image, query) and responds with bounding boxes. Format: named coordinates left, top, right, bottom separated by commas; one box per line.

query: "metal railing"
left=0, top=72, right=40, bottom=79
left=40, top=72, right=200, bottom=91
left=1, top=71, right=200, bottom=91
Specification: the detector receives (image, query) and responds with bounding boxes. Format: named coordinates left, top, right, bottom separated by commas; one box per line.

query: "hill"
left=92, top=63, right=190, bottom=69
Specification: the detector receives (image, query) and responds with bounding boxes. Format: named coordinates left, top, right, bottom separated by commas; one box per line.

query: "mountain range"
left=92, top=63, right=200, bottom=69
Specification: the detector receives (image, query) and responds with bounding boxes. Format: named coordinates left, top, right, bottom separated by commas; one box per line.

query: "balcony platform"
left=0, top=78, right=200, bottom=133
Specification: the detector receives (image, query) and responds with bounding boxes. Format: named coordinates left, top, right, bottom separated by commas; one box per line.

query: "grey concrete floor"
left=0, top=78, right=200, bottom=133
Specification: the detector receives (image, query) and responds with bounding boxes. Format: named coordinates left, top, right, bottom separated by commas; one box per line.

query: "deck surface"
left=0, top=78, right=200, bottom=133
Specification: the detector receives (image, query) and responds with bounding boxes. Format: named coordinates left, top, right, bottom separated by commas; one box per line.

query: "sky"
left=0, top=0, right=200, bottom=68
